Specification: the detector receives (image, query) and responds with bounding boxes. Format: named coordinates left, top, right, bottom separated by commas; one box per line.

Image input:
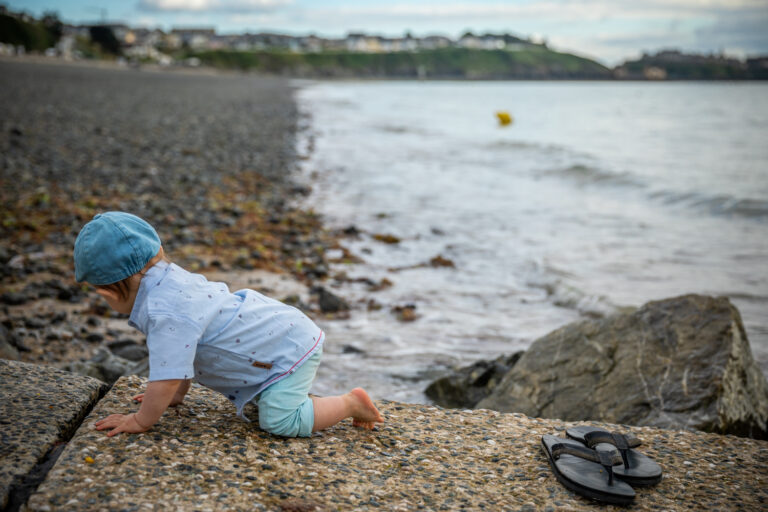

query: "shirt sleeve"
left=146, top=314, right=203, bottom=381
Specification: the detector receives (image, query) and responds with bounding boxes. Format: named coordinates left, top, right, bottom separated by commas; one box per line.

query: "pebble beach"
left=0, top=57, right=341, bottom=373
left=2, top=58, right=768, bottom=512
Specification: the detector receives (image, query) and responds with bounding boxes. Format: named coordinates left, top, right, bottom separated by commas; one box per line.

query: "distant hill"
left=188, top=47, right=613, bottom=80
left=615, top=50, right=768, bottom=80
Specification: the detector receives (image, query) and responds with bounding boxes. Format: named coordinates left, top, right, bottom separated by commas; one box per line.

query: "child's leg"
left=312, top=388, right=384, bottom=431
left=257, top=347, right=384, bottom=437
left=257, top=348, right=323, bottom=437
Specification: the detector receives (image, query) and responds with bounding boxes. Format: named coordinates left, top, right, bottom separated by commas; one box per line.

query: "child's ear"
left=95, top=287, right=119, bottom=302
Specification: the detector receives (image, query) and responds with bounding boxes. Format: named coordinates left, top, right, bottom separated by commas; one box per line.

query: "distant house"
left=419, top=36, right=452, bottom=50
left=249, top=33, right=297, bottom=51
left=458, top=33, right=482, bottom=49
left=345, top=33, right=372, bottom=52
left=480, top=34, right=507, bottom=50
left=170, top=28, right=215, bottom=49
left=643, top=66, right=667, bottom=80
left=459, top=32, right=532, bottom=51
left=53, top=34, right=75, bottom=58
left=298, top=35, right=323, bottom=53
left=458, top=33, right=505, bottom=50
left=164, top=32, right=181, bottom=49
left=321, top=37, right=346, bottom=52
left=102, top=24, right=130, bottom=44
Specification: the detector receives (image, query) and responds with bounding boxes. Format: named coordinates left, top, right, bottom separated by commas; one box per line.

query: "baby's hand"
left=94, top=413, right=151, bottom=437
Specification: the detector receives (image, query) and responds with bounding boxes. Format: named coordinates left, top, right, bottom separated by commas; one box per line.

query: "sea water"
left=295, top=81, right=768, bottom=402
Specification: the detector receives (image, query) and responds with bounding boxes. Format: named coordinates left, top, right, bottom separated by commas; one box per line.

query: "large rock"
left=0, top=359, right=108, bottom=510
left=26, top=374, right=768, bottom=511
left=475, top=294, right=768, bottom=439
left=425, top=352, right=523, bottom=408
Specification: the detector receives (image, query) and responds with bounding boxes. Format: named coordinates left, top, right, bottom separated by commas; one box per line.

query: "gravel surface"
left=27, top=374, right=768, bottom=511
left=0, top=359, right=107, bottom=510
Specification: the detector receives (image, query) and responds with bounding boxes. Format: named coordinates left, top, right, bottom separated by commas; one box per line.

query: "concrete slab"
left=27, top=375, right=768, bottom=511
left=0, top=359, right=108, bottom=510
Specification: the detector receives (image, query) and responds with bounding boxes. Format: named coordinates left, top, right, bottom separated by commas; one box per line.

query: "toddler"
left=74, top=211, right=383, bottom=438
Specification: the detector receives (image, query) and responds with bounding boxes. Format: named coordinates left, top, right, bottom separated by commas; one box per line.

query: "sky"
left=6, top=0, right=768, bottom=65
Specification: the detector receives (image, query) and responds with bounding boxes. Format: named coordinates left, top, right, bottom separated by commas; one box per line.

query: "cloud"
left=304, top=0, right=768, bottom=23
left=137, top=0, right=767, bottom=19
left=137, top=0, right=292, bottom=13
left=694, top=7, right=768, bottom=55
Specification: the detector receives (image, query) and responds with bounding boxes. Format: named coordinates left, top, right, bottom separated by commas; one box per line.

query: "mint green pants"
left=255, top=346, right=322, bottom=437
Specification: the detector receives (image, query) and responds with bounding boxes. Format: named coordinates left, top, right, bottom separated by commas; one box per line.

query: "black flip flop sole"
left=541, top=436, right=635, bottom=506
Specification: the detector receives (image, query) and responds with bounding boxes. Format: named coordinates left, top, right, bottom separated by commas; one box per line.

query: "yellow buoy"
left=496, top=111, right=513, bottom=126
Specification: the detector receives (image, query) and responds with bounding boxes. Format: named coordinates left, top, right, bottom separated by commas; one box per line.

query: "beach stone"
left=0, top=324, right=20, bottom=361
left=64, top=347, right=146, bottom=384
left=26, top=375, right=768, bottom=511
left=0, top=359, right=107, bottom=510
left=476, top=294, right=768, bottom=439
left=0, top=292, right=28, bottom=306
left=106, top=339, right=148, bottom=362
left=425, top=351, right=523, bottom=408
left=0, top=336, right=20, bottom=361
left=313, top=286, right=350, bottom=313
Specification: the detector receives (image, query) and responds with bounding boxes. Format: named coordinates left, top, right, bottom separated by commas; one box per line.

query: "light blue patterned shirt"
left=128, top=261, right=323, bottom=419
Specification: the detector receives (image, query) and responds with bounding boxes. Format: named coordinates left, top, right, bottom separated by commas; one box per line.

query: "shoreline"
left=5, top=55, right=765, bottom=84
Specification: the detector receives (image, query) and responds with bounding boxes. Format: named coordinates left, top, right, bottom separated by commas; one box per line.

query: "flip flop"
left=566, top=426, right=663, bottom=486
left=541, top=435, right=635, bottom=505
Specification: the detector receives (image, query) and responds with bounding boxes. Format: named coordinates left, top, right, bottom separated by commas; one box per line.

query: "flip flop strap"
left=583, top=431, right=641, bottom=469
left=550, top=443, right=623, bottom=485
left=583, top=431, right=641, bottom=449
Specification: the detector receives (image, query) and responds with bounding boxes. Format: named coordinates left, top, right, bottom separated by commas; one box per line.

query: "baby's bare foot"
left=347, top=388, right=384, bottom=429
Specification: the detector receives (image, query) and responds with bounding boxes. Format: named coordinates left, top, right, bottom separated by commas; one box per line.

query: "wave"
left=545, top=164, right=768, bottom=220
left=544, top=163, right=644, bottom=188
left=541, top=280, right=620, bottom=319
left=721, top=292, right=768, bottom=303
left=485, top=139, right=553, bottom=151
left=649, top=190, right=768, bottom=219
left=526, top=262, right=620, bottom=319
left=374, top=123, right=433, bottom=136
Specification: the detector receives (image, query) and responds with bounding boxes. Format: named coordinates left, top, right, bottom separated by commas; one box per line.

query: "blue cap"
left=74, top=212, right=161, bottom=285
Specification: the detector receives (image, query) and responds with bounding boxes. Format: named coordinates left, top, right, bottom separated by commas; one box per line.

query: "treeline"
left=189, top=47, right=612, bottom=80
left=0, top=11, right=62, bottom=51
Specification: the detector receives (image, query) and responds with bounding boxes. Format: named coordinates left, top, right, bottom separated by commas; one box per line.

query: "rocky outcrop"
left=26, top=374, right=768, bottom=511
left=425, top=352, right=523, bottom=408
left=469, top=295, right=768, bottom=439
left=0, top=359, right=108, bottom=510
